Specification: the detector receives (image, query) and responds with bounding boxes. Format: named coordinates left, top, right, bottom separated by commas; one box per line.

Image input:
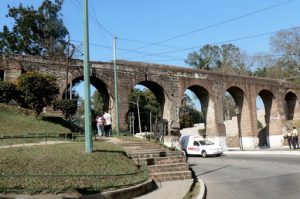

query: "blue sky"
left=1, top=0, right=298, bottom=109
left=1, top=0, right=299, bottom=67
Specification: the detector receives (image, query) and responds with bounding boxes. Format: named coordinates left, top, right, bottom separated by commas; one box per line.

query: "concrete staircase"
left=112, top=138, right=191, bottom=182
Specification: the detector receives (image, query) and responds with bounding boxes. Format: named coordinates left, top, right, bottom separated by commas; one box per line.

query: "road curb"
left=80, top=178, right=157, bottom=199
left=224, top=150, right=300, bottom=155
left=197, top=177, right=207, bottom=199
left=0, top=179, right=157, bottom=199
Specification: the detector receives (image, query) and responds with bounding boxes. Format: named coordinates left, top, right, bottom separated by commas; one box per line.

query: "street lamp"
left=235, top=107, right=243, bottom=151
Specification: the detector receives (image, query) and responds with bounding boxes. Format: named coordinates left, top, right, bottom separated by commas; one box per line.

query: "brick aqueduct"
left=2, top=56, right=300, bottom=150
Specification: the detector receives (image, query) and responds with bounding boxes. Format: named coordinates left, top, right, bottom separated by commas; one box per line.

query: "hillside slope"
left=0, top=104, right=75, bottom=136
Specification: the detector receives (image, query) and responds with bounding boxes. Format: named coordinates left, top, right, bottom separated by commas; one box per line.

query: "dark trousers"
left=292, top=137, right=299, bottom=149
left=287, top=137, right=293, bottom=149
left=104, top=125, right=112, bottom=137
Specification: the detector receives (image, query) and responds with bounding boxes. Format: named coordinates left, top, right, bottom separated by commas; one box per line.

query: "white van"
left=180, top=135, right=223, bottom=157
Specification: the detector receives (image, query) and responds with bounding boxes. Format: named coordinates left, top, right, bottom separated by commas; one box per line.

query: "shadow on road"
left=196, top=165, right=231, bottom=176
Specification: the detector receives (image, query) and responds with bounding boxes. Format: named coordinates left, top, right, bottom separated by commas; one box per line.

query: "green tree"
left=185, top=44, right=221, bottom=70
left=0, top=81, right=20, bottom=104
left=53, top=99, right=77, bottom=119
left=179, top=94, right=202, bottom=129
left=0, top=0, right=73, bottom=57
left=17, top=72, right=59, bottom=117
left=128, top=88, right=161, bottom=132
left=185, top=44, right=250, bottom=75
left=91, top=91, right=104, bottom=115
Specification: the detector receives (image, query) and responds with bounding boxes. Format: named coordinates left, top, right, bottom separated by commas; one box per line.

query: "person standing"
left=103, top=111, right=112, bottom=137
left=96, top=114, right=105, bottom=137
left=292, top=126, right=299, bottom=149
left=287, top=128, right=293, bottom=149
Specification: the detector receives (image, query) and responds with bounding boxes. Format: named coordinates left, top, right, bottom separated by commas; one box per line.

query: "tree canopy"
left=185, top=44, right=250, bottom=75
left=179, top=94, right=203, bottom=129
left=0, top=0, right=74, bottom=58
left=91, top=91, right=104, bottom=115
left=251, top=27, right=300, bottom=83
left=17, top=72, right=59, bottom=117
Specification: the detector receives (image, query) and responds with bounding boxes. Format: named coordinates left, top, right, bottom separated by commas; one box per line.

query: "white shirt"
left=292, top=129, right=298, bottom=136
left=103, top=112, right=112, bottom=125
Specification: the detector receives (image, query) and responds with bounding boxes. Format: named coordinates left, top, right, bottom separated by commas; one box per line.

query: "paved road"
left=189, top=154, right=300, bottom=199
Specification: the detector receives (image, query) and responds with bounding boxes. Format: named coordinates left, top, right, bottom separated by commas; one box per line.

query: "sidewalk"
left=134, top=179, right=193, bottom=199
left=225, top=147, right=300, bottom=155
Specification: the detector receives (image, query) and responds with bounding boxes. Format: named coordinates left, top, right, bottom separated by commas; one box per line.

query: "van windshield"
left=199, top=140, right=214, bottom=145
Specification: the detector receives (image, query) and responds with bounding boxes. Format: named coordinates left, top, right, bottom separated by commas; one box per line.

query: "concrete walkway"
left=134, top=179, right=194, bottom=199
left=0, top=141, right=70, bottom=149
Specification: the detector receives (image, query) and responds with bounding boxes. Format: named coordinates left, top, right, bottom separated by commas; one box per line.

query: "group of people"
left=283, top=126, right=299, bottom=149
left=96, top=111, right=112, bottom=137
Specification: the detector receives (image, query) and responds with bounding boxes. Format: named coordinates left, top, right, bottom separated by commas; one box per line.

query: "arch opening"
left=224, top=86, right=244, bottom=149
left=62, top=76, right=111, bottom=132
left=257, top=89, right=274, bottom=148
left=179, top=85, right=208, bottom=139
left=284, top=92, right=298, bottom=120
left=127, top=81, right=164, bottom=134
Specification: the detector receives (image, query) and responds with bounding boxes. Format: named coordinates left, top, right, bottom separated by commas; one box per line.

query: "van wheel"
left=202, top=151, right=207, bottom=158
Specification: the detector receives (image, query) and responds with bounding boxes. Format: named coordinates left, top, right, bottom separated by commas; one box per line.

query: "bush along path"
left=110, top=137, right=191, bottom=182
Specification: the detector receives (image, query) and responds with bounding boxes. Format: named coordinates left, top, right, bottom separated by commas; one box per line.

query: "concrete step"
left=125, top=148, right=166, bottom=152
left=150, top=170, right=192, bottom=181
left=147, top=163, right=189, bottom=173
left=128, top=150, right=182, bottom=159
left=117, top=142, right=160, bottom=147
left=133, top=156, right=186, bottom=166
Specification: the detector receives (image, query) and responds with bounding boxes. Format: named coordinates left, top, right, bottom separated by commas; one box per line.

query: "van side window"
left=193, top=141, right=199, bottom=146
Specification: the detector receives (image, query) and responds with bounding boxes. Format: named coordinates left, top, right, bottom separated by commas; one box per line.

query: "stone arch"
left=284, top=91, right=299, bottom=120
left=181, top=85, right=210, bottom=138
left=188, top=85, right=209, bottom=118
left=257, top=89, right=274, bottom=148
left=257, top=89, right=282, bottom=148
left=225, top=86, right=253, bottom=149
left=128, top=80, right=173, bottom=134
left=137, top=80, right=166, bottom=116
left=62, top=75, right=111, bottom=112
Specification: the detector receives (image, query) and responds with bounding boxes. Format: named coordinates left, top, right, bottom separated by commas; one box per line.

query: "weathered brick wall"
left=3, top=55, right=300, bottom=146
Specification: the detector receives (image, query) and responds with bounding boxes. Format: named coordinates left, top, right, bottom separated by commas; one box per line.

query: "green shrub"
left=53, top=99, right=77, bottom=119
left=17, top=72, right=59, bottom=117
left=0, top=81, right=19, bottom=104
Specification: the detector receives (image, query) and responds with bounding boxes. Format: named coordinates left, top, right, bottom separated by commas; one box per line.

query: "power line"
left=124, top=0, right=295, bottom=52
left=70, top=0, right=113, bottom=39
left=89, top=0, right=113, bottom=38
left=118, top=37, right=184, bottom=50
left=71, top=39, right=182, bottom=60
left=72, top=26, right=300, bottom=62
left=126, top=26, right=300, bottom=60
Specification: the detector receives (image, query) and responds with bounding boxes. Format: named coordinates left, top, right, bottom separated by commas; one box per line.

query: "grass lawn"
left=0, top=104, right=74, bottom=136
left=0, top=142, right=148, bottom=194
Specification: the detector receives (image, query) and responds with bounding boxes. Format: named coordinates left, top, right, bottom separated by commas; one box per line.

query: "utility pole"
left=113, top=36, right=120, bottom=135
left=137, top=99, right=142, bottom=133
left=83, top=0, right=92, bottom=153
left=149, top=112, right=152, bottom=132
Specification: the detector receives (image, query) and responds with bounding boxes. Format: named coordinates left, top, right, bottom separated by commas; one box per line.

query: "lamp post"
left=235, top=107, right=243, bottom=151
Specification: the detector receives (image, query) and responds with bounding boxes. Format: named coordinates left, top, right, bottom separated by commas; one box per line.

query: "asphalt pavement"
left=190, top=149, right=300, bottom=199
